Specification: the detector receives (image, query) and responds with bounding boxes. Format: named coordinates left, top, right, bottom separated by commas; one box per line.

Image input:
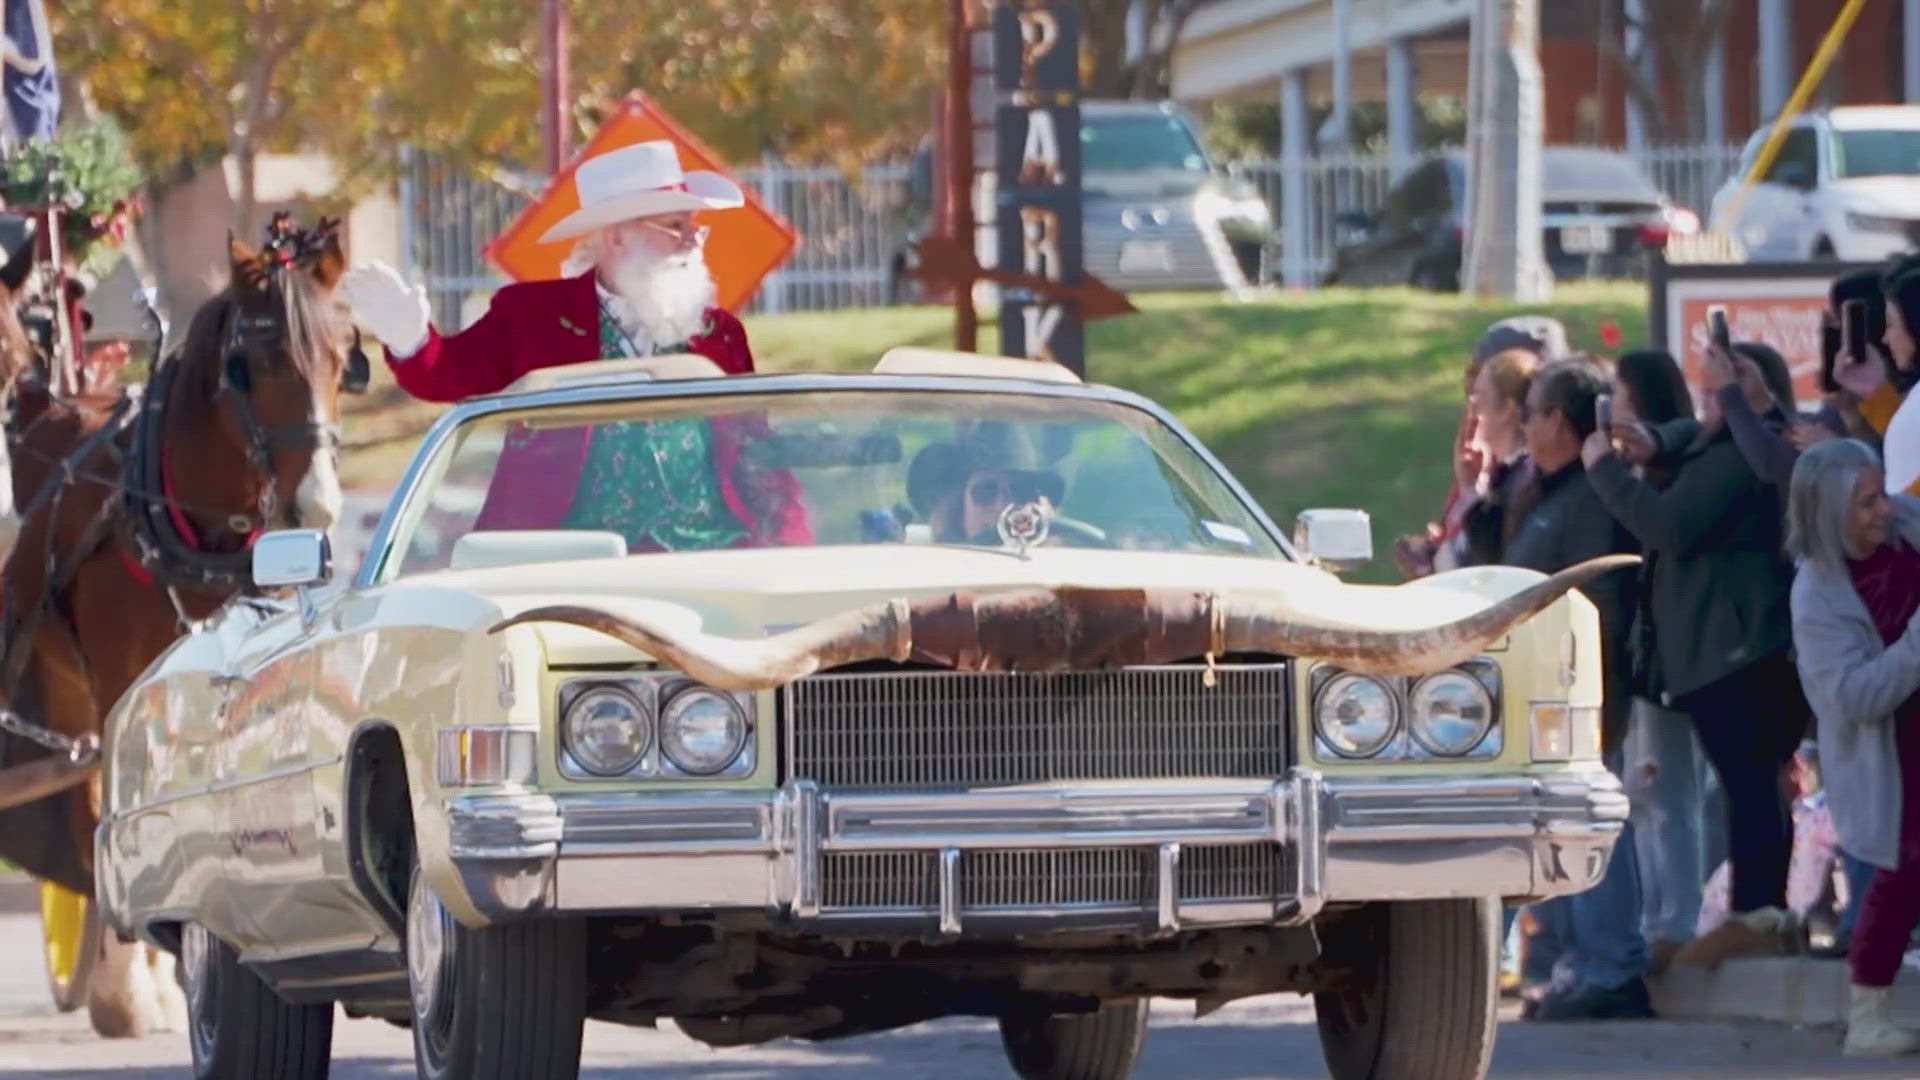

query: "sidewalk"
left=1651, top=956, right=1920, bottom=1027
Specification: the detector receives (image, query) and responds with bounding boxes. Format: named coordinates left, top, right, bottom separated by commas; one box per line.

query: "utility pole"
left=542, top=0, right=571, bottom=174
left=1462, top=0, right=1550, bottom=301
left=946, top=0, right=979, bottom=350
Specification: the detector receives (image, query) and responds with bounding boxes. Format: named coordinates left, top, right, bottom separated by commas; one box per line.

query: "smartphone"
left=1844, top=298, right=1870, bottom=363
left=1821, top=319, right=1844, bottom=394
left=1596, top=393, right=1613, bottom=431
left=1708, top=305, right=1732, bottom=354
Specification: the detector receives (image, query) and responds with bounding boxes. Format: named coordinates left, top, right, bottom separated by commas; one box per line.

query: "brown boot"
left=1646, top=938, right=1686, bottom=977
left=1672, top=908, right=1800, bottom=969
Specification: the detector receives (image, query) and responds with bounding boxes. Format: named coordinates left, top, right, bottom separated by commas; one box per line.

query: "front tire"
left=181, top=922, right=333, bottom=1080
left=406, top=863, right=586, bottom=1080
left=999, top=998, right=1149, bottom=1080
left=1313, top=899, right=1499, bottom=1080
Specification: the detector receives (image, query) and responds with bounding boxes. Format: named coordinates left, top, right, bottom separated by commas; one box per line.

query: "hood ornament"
left=997, top=500, right=1051, bottom=556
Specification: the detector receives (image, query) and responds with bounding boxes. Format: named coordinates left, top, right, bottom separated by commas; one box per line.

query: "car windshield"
left=1833, top=128, right=1920, bottom=178
left=1081, top=114, right=1210, bottom=174
left=376, top=389, right=1285, bottom=579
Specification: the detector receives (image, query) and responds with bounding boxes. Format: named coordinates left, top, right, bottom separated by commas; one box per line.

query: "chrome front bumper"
left=443, top=767, right=1627, bottom=933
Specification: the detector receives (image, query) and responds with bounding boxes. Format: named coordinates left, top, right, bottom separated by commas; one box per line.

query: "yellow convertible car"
left=96, top=349, right=1628, bottom=1080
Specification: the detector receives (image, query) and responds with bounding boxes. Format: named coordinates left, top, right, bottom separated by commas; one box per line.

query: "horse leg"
left=65, top=552, right=188, bottom=1039
left=20, top=633, right=149, bottom=1041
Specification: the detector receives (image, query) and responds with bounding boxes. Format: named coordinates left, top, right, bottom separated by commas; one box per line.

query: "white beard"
left=602, top=247, right=717, bottom=350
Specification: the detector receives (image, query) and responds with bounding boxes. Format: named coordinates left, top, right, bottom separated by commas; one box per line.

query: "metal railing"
left=397, top=141, right=1748, bottom=319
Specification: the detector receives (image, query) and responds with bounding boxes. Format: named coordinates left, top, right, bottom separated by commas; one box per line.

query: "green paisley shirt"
left=555, top=310, right=746, bottom=550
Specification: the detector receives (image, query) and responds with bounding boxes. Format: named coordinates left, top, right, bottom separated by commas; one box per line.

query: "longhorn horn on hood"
left=488, top=554, right=1640, bottom=690
left=1216, top=553, right=1642, bottom=676
left=489, top=599, right=916, bottom=692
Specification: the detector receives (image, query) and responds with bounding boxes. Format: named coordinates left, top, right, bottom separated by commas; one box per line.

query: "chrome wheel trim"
left=406, top=875, right=454, bottom=1041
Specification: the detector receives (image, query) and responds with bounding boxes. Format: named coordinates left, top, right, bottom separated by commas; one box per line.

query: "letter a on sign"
left=1018, top=109, right=1062, bottom=186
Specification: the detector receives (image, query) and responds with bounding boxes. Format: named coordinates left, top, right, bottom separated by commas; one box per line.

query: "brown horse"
left=0, top=220, right=359, bottom=1036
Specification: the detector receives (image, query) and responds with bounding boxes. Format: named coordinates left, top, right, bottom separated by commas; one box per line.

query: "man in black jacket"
left=1511, top=359, right=1652, bottom=1020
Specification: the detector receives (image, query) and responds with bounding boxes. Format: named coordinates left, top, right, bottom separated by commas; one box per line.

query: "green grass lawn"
left=746, top=283, right=1650, bottom=581
left=341, top=283, right=1651, bottom=582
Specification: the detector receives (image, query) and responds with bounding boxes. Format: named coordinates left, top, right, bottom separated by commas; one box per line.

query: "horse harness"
left=0, top=295, right=361, bottom=767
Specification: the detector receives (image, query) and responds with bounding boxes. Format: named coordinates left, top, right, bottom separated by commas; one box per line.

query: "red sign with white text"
left=1676, top=296, right=1828, bottom=404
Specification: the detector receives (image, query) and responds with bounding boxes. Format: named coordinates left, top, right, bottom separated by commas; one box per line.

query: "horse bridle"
left=216, top=303, right=365, bottom=531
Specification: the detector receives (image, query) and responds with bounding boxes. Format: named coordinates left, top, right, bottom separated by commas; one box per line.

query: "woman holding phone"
left=1835, top=269, right=1920, bottom=494
left=1584, top=335, right=1811, bottom=964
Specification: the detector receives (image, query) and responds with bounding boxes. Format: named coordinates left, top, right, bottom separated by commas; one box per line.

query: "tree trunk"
left=1081, top=0, right=1132, bottom=97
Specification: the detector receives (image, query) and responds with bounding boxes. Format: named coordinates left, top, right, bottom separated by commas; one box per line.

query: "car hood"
left=1827, top=176, right=1920, bottom=211
left=1083, top=169, right=1218, bottom=200
left=410, top=546, right=1555, bottom=668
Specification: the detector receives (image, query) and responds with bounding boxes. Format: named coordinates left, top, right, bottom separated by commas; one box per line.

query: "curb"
left=1650, top=956, right=1920, bottom=1028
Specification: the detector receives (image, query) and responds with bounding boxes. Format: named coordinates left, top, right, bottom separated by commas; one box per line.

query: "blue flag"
left=1, top=0, right=57, bottom=144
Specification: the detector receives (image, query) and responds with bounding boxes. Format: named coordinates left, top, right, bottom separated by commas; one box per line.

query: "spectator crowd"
left=1391, top=254, right=1920, bottom=1057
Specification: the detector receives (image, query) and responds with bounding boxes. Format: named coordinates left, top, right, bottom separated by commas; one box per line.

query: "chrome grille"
left=965, top=849, right=1148, bottom=909
left=818, top=844, right=1291, bottom=913
left=784, top=665, right=1290, bottom=790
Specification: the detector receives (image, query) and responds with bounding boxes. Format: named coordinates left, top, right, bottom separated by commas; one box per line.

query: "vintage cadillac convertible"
left=95, top=349, right=1629, bottom=1080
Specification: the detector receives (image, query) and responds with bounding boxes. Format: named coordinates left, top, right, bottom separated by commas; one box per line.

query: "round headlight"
left=1314, top=673, right=1397, bottom=758
left=1410, top=671, right=1494, bottom=756
left=660, top=688, right=750, bottom=775
left=563, top=687, right=650, bottom=776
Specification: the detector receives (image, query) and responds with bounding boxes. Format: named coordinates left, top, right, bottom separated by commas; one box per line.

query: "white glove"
left=339, top=261, right=431, bottom=358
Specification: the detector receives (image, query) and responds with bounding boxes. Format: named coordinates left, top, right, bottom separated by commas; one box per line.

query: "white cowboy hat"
left=538, top=140, right=744, bottom=244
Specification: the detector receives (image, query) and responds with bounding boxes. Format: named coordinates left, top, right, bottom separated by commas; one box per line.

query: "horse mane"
left=171, top=262, right=341, bottom=404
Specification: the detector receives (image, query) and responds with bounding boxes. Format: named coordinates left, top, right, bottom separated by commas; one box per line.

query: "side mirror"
left=252, top=529, right=331, bottom=590
left=1294, top=509, right=1373, bottom=571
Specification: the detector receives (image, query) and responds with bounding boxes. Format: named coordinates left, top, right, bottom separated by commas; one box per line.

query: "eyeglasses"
left=636, top=219, right=711, bottom=249
left=967, top=475, right=1012, bottom=506
left=967, top=474, right=1050, bottom=507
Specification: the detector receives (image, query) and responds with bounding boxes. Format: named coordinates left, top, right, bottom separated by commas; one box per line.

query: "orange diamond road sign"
left=484, top=94, right=798, bottom=313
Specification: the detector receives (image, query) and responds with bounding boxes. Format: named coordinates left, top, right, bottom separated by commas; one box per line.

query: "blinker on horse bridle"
left=212, top=214, right=371, bottom=532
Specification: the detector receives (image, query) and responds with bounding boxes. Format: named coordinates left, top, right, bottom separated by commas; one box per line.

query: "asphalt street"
left=0, top=913, right=1912, bottom=1079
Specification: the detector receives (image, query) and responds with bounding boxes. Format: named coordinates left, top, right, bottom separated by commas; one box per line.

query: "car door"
left=206, top=596, right=329, bottom=956
left=1737, top=126, right=1820, bottom=259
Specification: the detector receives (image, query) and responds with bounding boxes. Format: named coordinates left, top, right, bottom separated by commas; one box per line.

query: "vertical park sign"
left=993, top=2, right=1086, bottom=372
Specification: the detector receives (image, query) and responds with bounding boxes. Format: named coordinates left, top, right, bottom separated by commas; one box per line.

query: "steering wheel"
left=967, top=514, right=1107, bottom=549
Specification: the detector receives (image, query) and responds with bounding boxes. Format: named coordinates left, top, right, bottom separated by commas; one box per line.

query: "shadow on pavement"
left=4, top=1016, right=1904, bottom=1079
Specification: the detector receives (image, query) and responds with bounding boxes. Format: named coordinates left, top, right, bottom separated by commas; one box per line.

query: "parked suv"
left=1326, top=146, right=1695, bottom=290
left=1709, top=105, right=1920, bottom=262
left=889, top=100, right=1276, bottom=302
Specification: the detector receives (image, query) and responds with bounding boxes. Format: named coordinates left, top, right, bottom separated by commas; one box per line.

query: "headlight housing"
left=659, top=686, right=752, bottom=776
left=561, top=686, right=652, bottom=777
left=1848, top=211, right=1907, bottom=234
left=1409, top=671, right=1495, bottom=756
left=1311, top=660, right=1503, bottom=762
left=1313, top=672, right=1399, bottom=758
left=556, top=676, right=757, bottom=780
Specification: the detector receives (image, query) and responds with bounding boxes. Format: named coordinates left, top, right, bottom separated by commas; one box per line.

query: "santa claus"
left=340, top=141, right=808, bottom=550
left=340, top=139, right=753, bottom=397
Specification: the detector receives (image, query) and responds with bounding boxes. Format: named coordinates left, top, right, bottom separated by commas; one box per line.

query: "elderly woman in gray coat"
left=1789, top=438, right=1920, bottom=1057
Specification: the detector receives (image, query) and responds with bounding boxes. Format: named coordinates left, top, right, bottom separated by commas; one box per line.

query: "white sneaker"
left=1845, top=984, right=1920, bottom=1057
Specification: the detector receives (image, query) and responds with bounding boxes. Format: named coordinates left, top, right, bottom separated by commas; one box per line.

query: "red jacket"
left=386, top=271, right=753, bottom=400
left=388, top=272, right=809, bottom=546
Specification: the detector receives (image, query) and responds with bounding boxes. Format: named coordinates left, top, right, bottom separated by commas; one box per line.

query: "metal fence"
left=397, top=141, right=1748, bottom=321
